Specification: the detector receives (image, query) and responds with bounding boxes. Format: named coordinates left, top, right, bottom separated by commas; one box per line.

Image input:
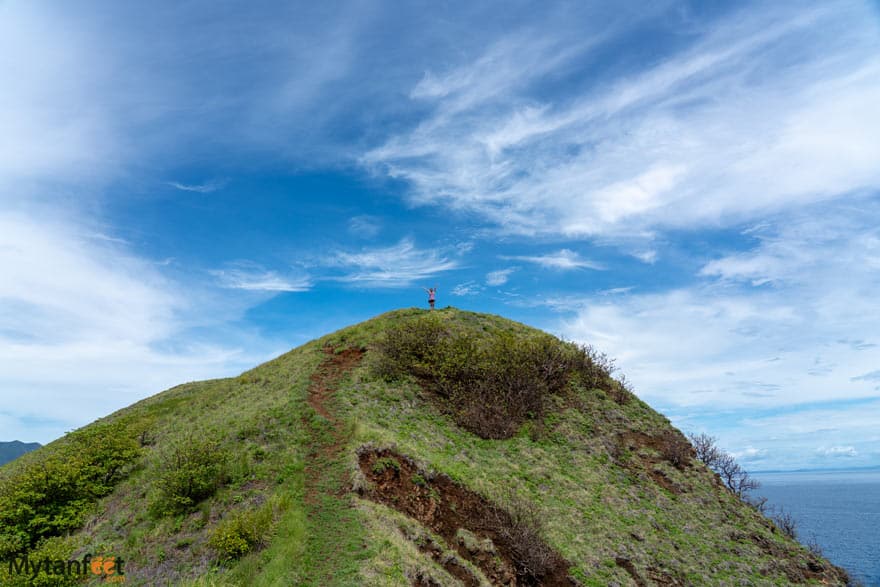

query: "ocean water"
left=754, top=469, right=880, bottom=586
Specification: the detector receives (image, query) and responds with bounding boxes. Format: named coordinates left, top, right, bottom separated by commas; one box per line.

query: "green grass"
left=0, top=308, right=847, bottom=586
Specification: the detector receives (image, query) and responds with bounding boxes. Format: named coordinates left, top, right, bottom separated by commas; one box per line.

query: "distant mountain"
left=0, top=440, right=41, bottom=466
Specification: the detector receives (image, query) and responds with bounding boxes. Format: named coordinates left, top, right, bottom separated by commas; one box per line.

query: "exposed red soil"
left=357, top=448, right=575, bottom=587
left=304, top=346, right=364, bottom=504
left=307, top=346, right=365, bottom=421
left=617, top=430, right=693, bottom=495
left=406, top=532, right=481, bottom=587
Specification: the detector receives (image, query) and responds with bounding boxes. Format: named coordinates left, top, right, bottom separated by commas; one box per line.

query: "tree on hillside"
left=687, top=432, right=758, bottom=497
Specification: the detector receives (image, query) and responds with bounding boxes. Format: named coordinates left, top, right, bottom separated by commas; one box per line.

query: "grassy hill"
left=0, top=441, right=41, bottom=467
left=0, top=308, right=851, bottom=586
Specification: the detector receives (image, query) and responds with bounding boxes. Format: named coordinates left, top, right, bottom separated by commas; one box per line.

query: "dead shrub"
left=687, top=432, right=722, bottom=468
left=771, top=508, right=798, bottom=540
left=659, top=431, right=693, bottom=469
left=686, top=432, right=759, bottom=497
left=482, top=491, right=557, bottom=582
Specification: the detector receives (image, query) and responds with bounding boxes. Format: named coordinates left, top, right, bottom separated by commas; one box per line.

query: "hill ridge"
left=0, top=308, right=850, bottom=586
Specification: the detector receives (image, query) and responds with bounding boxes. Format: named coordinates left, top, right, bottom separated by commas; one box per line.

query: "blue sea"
left=754, top=469, right=880, bottom=586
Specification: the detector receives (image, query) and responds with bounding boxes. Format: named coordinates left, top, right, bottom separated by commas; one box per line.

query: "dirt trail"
left=304, top=346, right=364, bottom=502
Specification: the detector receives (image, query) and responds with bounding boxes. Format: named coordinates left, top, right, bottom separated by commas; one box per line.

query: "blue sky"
left=1, top=0, right=879, bottom=470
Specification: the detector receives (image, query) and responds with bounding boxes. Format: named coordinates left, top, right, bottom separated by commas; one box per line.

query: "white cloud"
left=0, top=4, right=122, bottom=195
left=363, top=3, right=880, bottom=238
left=816, top=446, right=858, bottom=458
left=632, top=250, right=657, bottom=264
left=328, top=238, right=459, bottom=288
left=210, top=263, right=312, bottom=292
left=559, top=201, right=880, bottom=413
left=502, top=249, right=603, bottom=270
left=347, top=215, right=382, bottom=238
left=168, top=179, right=227, bottom=194
left=672, top=399, right=880, bottom=470
left=452, top=281, right=483, bottom=296
left=732, top=446, right=767, bottom=462
left=485, top=268, right=516, bottom=286
left=851, top=370, right=880, bottom=382
left=0, top=213, right=265, bottom=442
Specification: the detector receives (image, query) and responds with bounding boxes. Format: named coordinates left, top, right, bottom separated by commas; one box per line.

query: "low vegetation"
left=148, top=433, right=231, bottom=517
left=0, top=308, right=850, bottom=586
left=373, top=313, right=616, bottom=438
left=0, top=421, right=141, bottom=559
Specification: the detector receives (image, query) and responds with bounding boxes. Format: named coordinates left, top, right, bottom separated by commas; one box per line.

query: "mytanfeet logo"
left=7, top=553, right=125, bottom=583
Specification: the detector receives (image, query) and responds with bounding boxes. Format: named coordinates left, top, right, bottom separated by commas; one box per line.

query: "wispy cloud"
left=452, top=281, right=483, bottom=296
left=211, top=263, right=311, bottom=292
left=559, top=200, right=880, bottom=415
left=816, top=446, right=858, bottom=458
left=502, top=249, right=603, bottom=270
left=851, top=370, right=880, bottom=382
left=632, top=250, right=657, bottom=264
left=168, top=179, right=227, bottom=194
left=328, top=238, right=459, bottom=287
left=347, top=215, right=382, bottom=238
left=0, top=212, right=264, bottom=442
left=363, top=3, right=880, bottom=239
left=485, top=268, right=516, bottom=286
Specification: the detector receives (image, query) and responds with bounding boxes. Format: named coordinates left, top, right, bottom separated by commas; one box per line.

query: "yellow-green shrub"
left=208, top=499, right=278, bottom=562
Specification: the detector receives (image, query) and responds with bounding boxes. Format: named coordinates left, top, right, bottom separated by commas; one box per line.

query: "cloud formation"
left=0, top=212, right=267, bottom=441
left=485, top=268, right=516, bottom=286
left=211, top=263, right=312, bottom=292
left=502, top=249, right=603, bottom=270
left=328, top=238, right=459, bottom=288
left=364, top=3, right=880, bottom=239
left=169, top=180, right=227, bottom=194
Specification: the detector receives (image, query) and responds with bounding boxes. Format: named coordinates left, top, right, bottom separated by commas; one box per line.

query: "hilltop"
left=0, top=441, right=41, bottom=467
left=0, top=308, right=850, bottom=586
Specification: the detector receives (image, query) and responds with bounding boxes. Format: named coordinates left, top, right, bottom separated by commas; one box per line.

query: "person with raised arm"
left=423, top=286, right=437, bottom=310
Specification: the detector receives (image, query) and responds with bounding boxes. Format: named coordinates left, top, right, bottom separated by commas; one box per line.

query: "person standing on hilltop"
left=423, top=286, right=437, bottom=310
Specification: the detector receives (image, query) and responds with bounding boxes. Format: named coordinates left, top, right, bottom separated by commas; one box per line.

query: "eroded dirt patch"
left=615, top=431, right=692, bottom=495
left=357, top=448, right=574, bottom=586
left=308, top=346, right=365, bottom=422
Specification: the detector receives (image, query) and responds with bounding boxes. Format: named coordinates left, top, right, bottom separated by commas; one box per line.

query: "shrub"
left=658, top=431, right=693, bottom=468
left=149, top=434, right=230, bottom=517
left=374, top=316, right=613, bottom=439
left=687, top=432, right=759, bottom=497
left=0, top=422, right=141, bottom=558
left=571, top=343, right=617, bottom=392
left=0, top=536, right=81, bottom=587
left=483, top=490, right=557, bottom=582
left=688, top=432, right=721, bottom=468
left=371, top=457, right=400, bottom=475
left=772, top=508, right=798, bottom=540
left=208, top=499, right=278, bottom=562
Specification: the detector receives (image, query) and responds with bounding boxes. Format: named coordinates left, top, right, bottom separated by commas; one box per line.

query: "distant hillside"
left=0, top=308, right=851, bottom=586
left=0, top=440, right=41, bottom=466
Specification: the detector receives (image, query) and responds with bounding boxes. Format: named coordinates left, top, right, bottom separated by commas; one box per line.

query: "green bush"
left=374, top=316, right=613, bottom=438
left=0, top=421, right=141, bottom=558
left=208, top=499, right=278, bottom=562
left=149, top=434, right=230, bottom=517
left=0, top=536, right=81, bottom=587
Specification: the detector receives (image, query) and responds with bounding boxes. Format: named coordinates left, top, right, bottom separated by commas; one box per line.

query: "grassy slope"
left=0, top=308, right=846, bottom=586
